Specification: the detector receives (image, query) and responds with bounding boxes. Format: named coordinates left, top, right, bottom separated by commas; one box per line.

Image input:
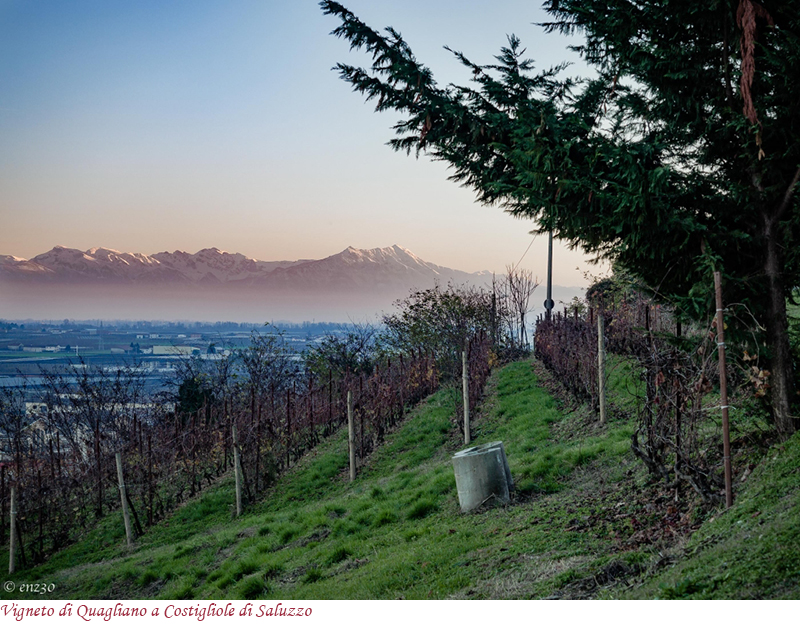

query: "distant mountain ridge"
left=0, top=245, right=588, bottom=323
left=0, top=244, right=490, bottom=292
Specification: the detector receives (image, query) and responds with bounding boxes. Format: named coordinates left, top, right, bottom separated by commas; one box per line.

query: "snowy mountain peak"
left=338, top=245, right=420, bottom=262
left=1, top=245, right=490, bottom=292
left=87, top=247, right=123, bottom=255
left=196, top=247, right=228, bottom=256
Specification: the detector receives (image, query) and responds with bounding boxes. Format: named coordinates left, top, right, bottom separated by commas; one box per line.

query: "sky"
left=0, top=0, right=603, bottom=287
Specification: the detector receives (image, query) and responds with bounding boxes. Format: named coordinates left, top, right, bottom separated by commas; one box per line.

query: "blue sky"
left=1, top=0, right=600, bottom=285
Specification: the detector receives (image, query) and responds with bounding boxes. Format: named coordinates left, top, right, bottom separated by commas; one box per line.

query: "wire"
left=510, top=235, right=536, bottom=274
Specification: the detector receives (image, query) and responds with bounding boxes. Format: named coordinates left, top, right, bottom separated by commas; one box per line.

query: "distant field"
left=0, top=350, right=106, bottom=361
left=0, top=351, right=72, bottom=360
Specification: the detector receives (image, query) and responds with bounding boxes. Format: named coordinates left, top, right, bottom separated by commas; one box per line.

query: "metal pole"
left=115, top=452, right=133, bottom=547
left=714, top=271, right=734, bottom=508
left=545, top=230, right=554, bottom=320
left=347, top=391, right=356, bottom=482
left=462, top=349, right=470, bottom=445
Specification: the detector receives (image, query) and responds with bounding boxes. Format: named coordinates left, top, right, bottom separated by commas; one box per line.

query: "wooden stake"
left=36, top=470, right=42, bottom=559
left=115, top=452, right=133, bottom=547
left=598, top=310, right=607, bottom=425
left=255, top=404, right=262, bottom=494
left=327, top=371, right=333, bottom=435
left=1, top=465, right=5, bottom=544
left=147, top=434, right=153, bottom=526
left=95, top=422, right=103, bottom=519
left=232, top=425, right=243, bottom=517
left=462, top=349, right=471, bottom=445
left=359, top=377, right=364, bottom=457
left=9, top=485, right=16, bottom=574
left=347, top=391, right=355, bottom=482
left=714, top=271, right=734, bottom=508
left=285, top=388, right=291, bottom=469
left=675, top=321, right=683, bottom=503
left=308, top=374, right=314, bottom=446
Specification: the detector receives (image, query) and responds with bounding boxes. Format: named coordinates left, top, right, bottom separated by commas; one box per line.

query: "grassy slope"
left=619, top=431, right=800, bottom=599
left=3, top=359, right=799, bottom=599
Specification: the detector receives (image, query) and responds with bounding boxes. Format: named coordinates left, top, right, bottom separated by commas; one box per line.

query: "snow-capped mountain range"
left=0, top=245, right=490, bottom=291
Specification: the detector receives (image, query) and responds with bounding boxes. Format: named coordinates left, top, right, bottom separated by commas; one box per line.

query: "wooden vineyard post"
left=147, top=434, right=153, bottom=526
left=714, top=271, right=734, bottom=508
left=255, top=405, right=262, bottom=495
left=115, top=452, right=134, bottom=547
left=598, top=309, right=607, bottom=425
left=48, top=439, right=55, bottom=481
left=327, top=371, right=333, bottom=435
left=8, top=485, right=16, bottom=574
left=359, top=376, right=364, bottom=458
left=347, top=391, right=356, bottom=482
left=285, top=388, right=291, bottom=469
left=95, top=422, right=103, bottom=519
left=1, top=465, right=5, bottom=544
left=232, top=425, right=243, bottom=517
left=399, top=354, right=405, bottom=417
left=308, top=374, right=314, bottom=447
left=462, top=348, right=471, bottom=445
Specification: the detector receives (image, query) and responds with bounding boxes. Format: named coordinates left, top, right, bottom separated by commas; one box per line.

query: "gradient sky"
left=1, top=0, right=603, bottom=286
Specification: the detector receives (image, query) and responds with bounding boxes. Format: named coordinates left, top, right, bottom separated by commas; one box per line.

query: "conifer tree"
left=320, top=0, right=800, bottom=436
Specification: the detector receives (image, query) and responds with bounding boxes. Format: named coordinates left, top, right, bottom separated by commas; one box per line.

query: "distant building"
left=152, top=345, right=197, bottom=356
left=25, top=402, right=48, bottom=417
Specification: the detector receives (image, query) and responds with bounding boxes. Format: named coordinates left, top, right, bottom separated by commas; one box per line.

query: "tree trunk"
left=763, top=216, right=797, bottom=438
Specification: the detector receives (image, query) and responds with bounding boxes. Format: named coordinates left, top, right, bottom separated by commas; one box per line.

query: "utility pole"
left=544, top=230, right=554, bottom=320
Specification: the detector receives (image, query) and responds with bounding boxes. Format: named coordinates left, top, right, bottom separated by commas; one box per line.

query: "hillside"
left=3, top=359, right=798, bottom=600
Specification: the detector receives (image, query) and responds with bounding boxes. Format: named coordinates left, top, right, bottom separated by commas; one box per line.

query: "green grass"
left=605, top=353, right=644, bottom=414
left=615, top=431, right=800, bottom=599
left=1, top=358, right=797, bottom=599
